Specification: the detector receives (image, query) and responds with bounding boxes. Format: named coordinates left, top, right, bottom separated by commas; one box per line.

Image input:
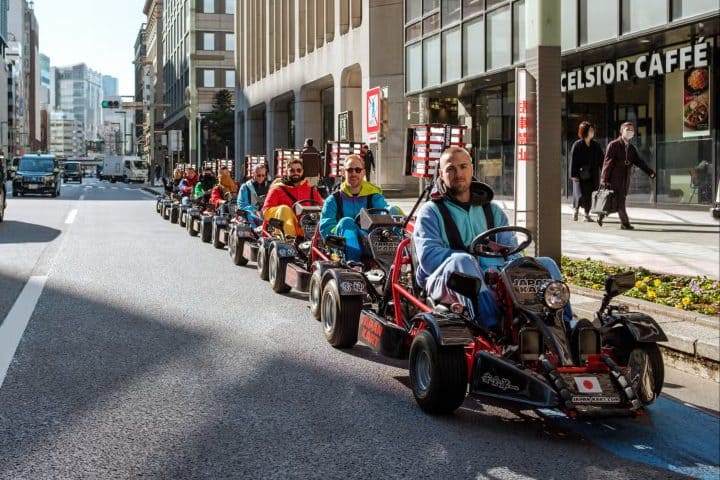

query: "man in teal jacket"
left=413, top=147, right=568, bottom=329
left=320, top=154, right=397, bottom=261
left=237, top=163, right=270, bottom=225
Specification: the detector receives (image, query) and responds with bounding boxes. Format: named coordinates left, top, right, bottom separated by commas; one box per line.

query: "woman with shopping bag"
left=569, top=121, right=603, bottom=222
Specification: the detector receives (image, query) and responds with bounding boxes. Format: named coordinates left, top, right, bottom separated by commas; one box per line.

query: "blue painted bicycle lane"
left=546, top=396, right=719, bottom=479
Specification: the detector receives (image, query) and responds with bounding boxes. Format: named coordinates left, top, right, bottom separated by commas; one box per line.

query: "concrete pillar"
left=524, top=0, right=562, bottom=263
left=294, top=90, right=323, bottom=149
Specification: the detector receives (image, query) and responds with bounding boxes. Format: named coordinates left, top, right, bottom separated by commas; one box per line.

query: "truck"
left=101, top=155, right=149, bottom=183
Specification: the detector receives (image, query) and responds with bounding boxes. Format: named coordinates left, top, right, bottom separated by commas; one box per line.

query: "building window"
left=442, top=0, right=461, bottom=26
left=463, top=16, right=484, bottom=76
left=423, top=35, right=441, bottom=87
left=225, top=0, right=235, bottom=14
left=226, top=33, right=235, bottom=51
left=203, top=0, right=214, bottom=13
left=622, top=0, right=667, bottom=33
left=406, top=22, right=422, bottom=42
left=203, top=32, right=215, bottom=50
left=442, top=27, right=461, bottom=82
left=487, top=6, right=511, bottom=70
left=486, top=0, right=505, bottom=9
left=424, top=0, right=440, bottom=13
left=580, top=0, right=617, bottom=44
left=512, top=1, right=525, bottom=62
left=406, top=42, right=423, bottom=92
left=463, top=0, right=483, bottom=18
left=561, top=0, right=578, bottom=51
left=225, top=70, right=235, bottom=87
left=407, top=0, right=422, bottom=21
left=203, top=69, right=215, bottom=87
left=672, top=0, right=717, bottom=19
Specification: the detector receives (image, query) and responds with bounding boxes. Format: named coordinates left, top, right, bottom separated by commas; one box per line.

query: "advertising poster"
left=683, top=66, right=710, bottom=138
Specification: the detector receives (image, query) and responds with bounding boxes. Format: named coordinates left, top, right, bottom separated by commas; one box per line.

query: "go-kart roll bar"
left=390, top=238, right=431, bottom=327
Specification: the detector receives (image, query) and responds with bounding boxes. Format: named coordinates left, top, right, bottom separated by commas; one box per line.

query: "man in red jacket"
left=262, top=159, right=323, bottom=238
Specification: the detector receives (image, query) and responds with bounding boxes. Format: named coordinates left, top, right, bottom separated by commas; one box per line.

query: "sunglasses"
left=289, top=168, right=303, bottom=173
left=345, top=167, right=364, bottom=174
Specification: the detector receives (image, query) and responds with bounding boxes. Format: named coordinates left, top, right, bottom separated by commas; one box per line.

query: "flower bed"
left=561, top=257, right=720, bottom=316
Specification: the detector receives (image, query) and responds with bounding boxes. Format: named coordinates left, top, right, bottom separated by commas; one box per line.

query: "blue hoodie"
left=413, top=181, right=518, bottom=288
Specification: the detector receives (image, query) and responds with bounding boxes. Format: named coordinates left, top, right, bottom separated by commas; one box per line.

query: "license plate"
left=27, top=184, right=38, bottom=190
left=572, top=395, right=621, bottom=404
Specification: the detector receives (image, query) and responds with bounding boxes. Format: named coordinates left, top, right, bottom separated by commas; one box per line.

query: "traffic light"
left=101, top=100, right=120, bottom=108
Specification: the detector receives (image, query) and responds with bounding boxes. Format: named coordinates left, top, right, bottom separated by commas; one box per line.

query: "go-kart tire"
left=212, top=222, right=224, bottom=249
left=268, top=248, right=291, bottom=293
left=170, top=206, right=179, bottom=224
left=229, top=236, right=248, bottom=266
left=200, top=218, right=212, bottom=243
left=179, top=211, right=187, bottom=228
left=409, top=330, right=467, bottom=415
left=321, top=279, right=362, bottom=348
left=163, top=206, right=171, bottom=220
left=187, top=217, right=199, bottom=237
left=257, top=244, right=269, bottom=281
left=156, top=200, right=162, bottom=213
left=626, top=344, right=664, bottom=405
left=308, top=270, right=323, bottom=320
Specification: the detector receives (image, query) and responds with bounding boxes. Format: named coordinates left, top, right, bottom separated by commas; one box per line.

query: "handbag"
left=591, top=188, right=617, bottom=215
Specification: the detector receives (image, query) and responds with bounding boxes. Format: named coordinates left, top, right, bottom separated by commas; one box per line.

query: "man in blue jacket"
left=320, top=154, right=397, bottom=261
left=413, top=147, right=568, bottom=329
left=237, top=163, right=270, bottom=225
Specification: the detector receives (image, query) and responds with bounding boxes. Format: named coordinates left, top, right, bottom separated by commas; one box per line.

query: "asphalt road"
left=0, top=178, right=718, bottom=479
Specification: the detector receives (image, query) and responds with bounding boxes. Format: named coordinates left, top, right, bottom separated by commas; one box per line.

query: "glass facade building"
left=404, top=0, right=719, bottom=207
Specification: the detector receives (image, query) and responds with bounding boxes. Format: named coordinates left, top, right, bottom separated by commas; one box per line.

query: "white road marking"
left=0, top=275, right=49, bottom=388
left=65, top=209, right=78, bottom=224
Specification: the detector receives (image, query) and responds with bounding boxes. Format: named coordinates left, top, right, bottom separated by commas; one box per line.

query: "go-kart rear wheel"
left=257, top=244, right=269, bottom=281
left=156, top=200, right=162, bottom=213
left=163, top=206, right=171, bottom=220
left=212, top=221, right=224, bottom=249
left=200, top=218, right=212, bottom=243
left=179, top=211, right=187, bottom=228
left=229, top=236, right=248, bottom=266
left=321, top=279, right=361, bottom=348
left=187, top=217, right=199, bottom=237
left=170, top=206, right=179, bottom=224
left=268, top=248, right=291, bottom=293
left=626, top=344, right=664, bottom=405
left=409, top=330, right=467, bottom=415
left=308, top=270, right=323, bottom=320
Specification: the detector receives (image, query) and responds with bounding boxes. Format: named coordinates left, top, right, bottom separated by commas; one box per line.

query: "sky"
left=32, top=0, right=147, bottom=97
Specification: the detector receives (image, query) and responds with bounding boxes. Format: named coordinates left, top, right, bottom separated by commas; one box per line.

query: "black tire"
left=50, top=190, right=57, bottom=198
left=212, top=221, right=224, bottom=249
left=229, top=236, right=248, bottom=266
left=170, top=206, right=179, bottom=224
left=321, top=279, right=362, bottom=348
left=308, top=270, right=323, bottom=320
left=257, top=244, right=269, bottom=281
left=179, top=211, right=187, bottom=227
left=163, top=206, right=171, bottom=220
left=626, top=344, right=664, bottom=405
left=156, top=200, right=162, bottom=213
left=409, top=330, right=467, bottom=415
left=268, top=247, right=291, bottom=293
left=188, top=217, right=198, bottom=237
left=200, top=218, right=212, bottom=243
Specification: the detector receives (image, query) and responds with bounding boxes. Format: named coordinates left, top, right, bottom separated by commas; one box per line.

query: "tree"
left=205, top=89, right=235, bottom=160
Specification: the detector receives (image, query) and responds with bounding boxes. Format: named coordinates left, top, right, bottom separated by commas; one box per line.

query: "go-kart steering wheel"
left=292, top=199, right=322, bottom=208
left=469, top=226, right=532, bottom=258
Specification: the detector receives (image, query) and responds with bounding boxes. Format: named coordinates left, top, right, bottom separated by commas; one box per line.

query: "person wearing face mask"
left=599, top=122, right=656, bottom=229
left=569, top=121, right=603, bottom=222
left=319, top=155, right=399, bottom=262
left=262, top=159, right=324, bottom=238
left=194, top=167, right=218, bottom=205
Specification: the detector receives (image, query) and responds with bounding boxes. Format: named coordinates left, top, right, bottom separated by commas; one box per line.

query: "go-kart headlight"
left=541, top=281, right=570, bottom=310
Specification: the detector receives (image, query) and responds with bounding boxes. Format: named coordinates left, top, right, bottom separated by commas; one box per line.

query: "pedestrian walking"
left=300, top=138, right=321, bottom=186
left=598, top=122, right=656, bottom=229
left=360, top=144, right=375, bottom=182
left=569, top=121, right=603, bottom=222
left=153, top=162, right=162, bottom=186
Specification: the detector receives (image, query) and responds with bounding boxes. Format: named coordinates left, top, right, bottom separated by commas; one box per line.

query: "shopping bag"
left=591, top=188, right=617, bottom=215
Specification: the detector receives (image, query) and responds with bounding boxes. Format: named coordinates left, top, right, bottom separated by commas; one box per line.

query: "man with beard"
left=413, top=147, right=568, bottom=329
left=262, top=159, right=324, bottom=238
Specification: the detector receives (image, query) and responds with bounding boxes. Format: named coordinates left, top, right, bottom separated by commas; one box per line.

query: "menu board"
left=683, top=66, right=710, bottom=138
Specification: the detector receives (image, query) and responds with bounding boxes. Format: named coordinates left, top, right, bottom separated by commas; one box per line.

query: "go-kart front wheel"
left=257, top=244, right=270, bottom=281
left=268, top=248, right=291, bottom=293
left=321, top=279, right=362, bottom=348
left=308, top=270, right=323, bottom=320
left=229, top=236, right=248, bottom=266
left=212, top=221, right=224, bottom=249
left=170, top=206, right=179, bottom=224
left=409, top=330, right=467, bottom=415
left=626, top=344, right=664, bottom=405
left=200, top=218, right=212, bottom=243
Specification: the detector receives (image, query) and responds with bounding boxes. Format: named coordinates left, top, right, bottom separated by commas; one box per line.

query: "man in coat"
left=599, top=122, right=656, bottom=229
left=300, top=138, right=322, bottom=186
left=238, top=164, right=271, bottom=226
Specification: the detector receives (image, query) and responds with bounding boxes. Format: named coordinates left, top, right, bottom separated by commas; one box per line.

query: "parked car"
left=12, top=154, right=61, bottom=197
left=62, top=161, right=83, bottom=183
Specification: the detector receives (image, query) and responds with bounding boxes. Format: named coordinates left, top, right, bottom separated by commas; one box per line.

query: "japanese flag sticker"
left=574, top=376, right=602, bottom=394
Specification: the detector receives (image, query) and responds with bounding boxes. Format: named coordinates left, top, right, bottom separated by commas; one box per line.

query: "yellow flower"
left=674, top=303, right=684, bottom=309
left=635, top=281, right=644, bottom=289
left=643, top=276, right=651, bottom=283
left=647, top=291, right=657, bottom=300
left=592, top=283, right=603, bottom=290
left=682, top=296, right=691, bottom=305
left=653, top=279, right=661, bottom=287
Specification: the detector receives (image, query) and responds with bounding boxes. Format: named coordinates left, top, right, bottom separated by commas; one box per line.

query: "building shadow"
left=0, top=221, right=62, bottom=244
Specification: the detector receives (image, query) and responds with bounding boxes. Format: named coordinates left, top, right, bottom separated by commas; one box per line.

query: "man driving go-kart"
left=209, top=166, right=238, bottom=213
left=319, top=154, right=399, bottom=262
left=238, top=163, right=271, bottom=226
left=262, top=159, right=324, bottom=238
left=178, top=167, right=199, bottom=204
left=413, top=146, right=569, bottom=330
left=194, top=167, right=218, bottom=204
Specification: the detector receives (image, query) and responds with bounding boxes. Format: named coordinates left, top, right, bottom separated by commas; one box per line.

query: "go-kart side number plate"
left=571, top=395, right=621, bottom=404
left=340, top=280, right=365, bottom=294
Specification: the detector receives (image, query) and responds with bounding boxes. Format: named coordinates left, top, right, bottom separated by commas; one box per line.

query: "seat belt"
left=432, top=198, right=496, bottom=251
left=334, top=192, right=375, bottom=221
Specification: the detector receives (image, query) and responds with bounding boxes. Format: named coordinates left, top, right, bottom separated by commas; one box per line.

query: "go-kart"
left=207, top=193, right=239, bottom=249
left=227, top=195, right=266, bottom=266
left=184, top=195, right=215, bottom=242
left=311, top=208, right=405, bottom=347
left=327, top=223, right=667, bottom=418
left=257, top=199, right=323, bottom=293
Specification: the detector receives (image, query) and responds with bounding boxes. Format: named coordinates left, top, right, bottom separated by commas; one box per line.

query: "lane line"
left=0, top=276, right=49, bottom=388
left=65, top=209, right=78, bottom=224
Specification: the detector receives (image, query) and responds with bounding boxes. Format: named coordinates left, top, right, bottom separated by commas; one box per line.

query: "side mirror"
left=604, top=271, right=635, bottom=298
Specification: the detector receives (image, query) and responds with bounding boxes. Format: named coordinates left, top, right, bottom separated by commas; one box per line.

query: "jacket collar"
left=339, top=179, right=382, bottom=197
left=431, top=177, right=494, bottom=206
